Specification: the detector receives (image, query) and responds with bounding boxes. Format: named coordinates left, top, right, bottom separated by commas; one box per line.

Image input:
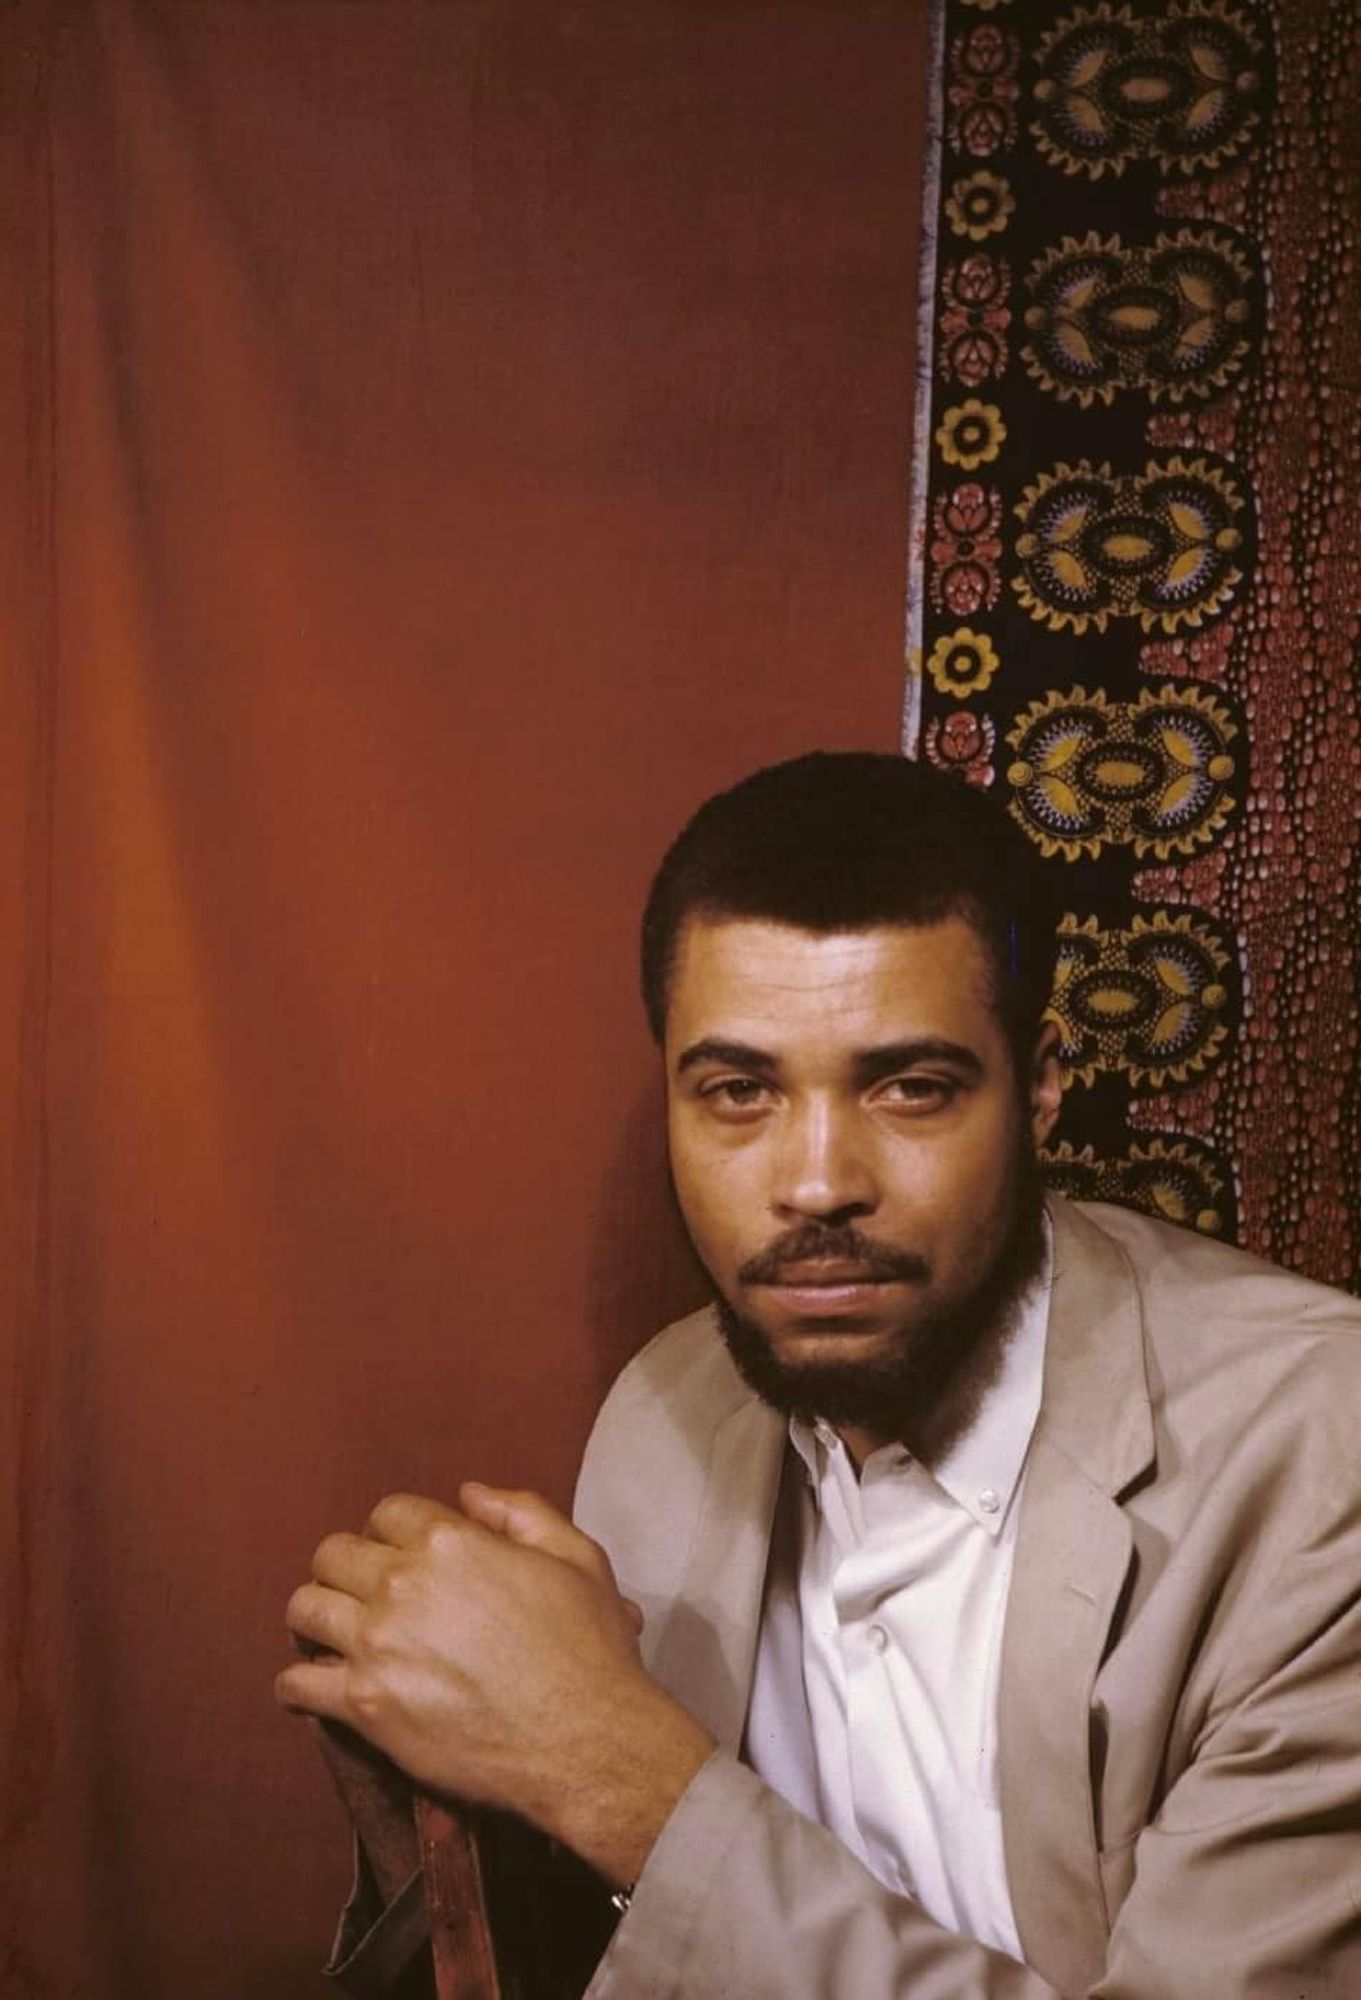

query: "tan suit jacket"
left=573, top=1196, right=1361, bottom=1999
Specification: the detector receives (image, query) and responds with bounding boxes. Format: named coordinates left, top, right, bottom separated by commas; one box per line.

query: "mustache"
left=737, top=1223, right=930, bottom=1287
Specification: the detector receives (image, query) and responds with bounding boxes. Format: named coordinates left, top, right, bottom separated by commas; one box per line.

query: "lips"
left=768, top=1261, right=889, bottom=1286
left=756, top=1264, right=909, bottom=1321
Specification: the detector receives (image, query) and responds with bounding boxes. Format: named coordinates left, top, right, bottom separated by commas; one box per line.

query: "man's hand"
left=275, top=1484, right=714, bottom=1887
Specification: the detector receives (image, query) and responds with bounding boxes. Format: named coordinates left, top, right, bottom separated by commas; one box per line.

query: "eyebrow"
left=852, top=1039, right=983, bottom=1087
left=676, top=1037, right=778, bottom=1076
left=674, top=1036, right=984, bottom=1082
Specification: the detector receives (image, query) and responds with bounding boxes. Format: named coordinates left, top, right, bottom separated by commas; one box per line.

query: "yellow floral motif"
left=962, top=0, right=1014, bottom=8
left=926, top=626, right=1001, bottom=699
left=944, top=169, right=1015, bottom=241
left=935, top=398, right=1007, bottom=471
left=1011, top=456, right=1248, bottom=635
left=1005, top=683, right=1238, bottom=861
left=1047, top=910, right=1233, bottom=1089
left=1040, top=1139, right=1228, bottom=1239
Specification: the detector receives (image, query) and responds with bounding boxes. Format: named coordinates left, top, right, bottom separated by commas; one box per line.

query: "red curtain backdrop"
left=1, top=2, right=928, bottom=1991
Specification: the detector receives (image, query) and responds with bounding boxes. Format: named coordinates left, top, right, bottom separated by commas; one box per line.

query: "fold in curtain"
left=0, top=4, right=923, bottom=1990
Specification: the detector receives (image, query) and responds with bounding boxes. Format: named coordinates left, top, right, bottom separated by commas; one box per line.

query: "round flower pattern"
left=944, top=168, right=1015, bottom=241
left=935, top=398, right=1007, bottom=471
left=926, top=627, right=1001, bottom=699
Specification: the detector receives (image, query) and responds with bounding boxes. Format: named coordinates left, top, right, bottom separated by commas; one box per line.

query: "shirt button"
left=867, top=1623, right=889, bottom=1653
left=978, top=1487, right=1000, bottom=1515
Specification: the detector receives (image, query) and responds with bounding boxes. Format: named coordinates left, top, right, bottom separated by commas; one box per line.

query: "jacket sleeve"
left=583, top=1511, right=1361, bottom=2000
left=583, top=1750, right=1058, bottom=2000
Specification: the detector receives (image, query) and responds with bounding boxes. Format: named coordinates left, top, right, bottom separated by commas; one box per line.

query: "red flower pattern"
left=948, top=25, right=1020, bottom=159
left=924, top=710, right=996, bottom=789
left=938, top=252, right=1011, bottom=386
left=929, top=482, right=1004, bottom=617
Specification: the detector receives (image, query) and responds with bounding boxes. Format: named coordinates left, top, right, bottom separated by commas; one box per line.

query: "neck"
left=836, top=1423, right=888, bottom=1473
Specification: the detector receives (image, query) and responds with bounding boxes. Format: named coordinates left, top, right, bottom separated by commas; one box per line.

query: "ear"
left=1027, top=1016, right=1063, bottom=1149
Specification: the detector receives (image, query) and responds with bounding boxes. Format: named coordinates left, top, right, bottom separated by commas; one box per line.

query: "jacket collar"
left=1029, top=1193, right=1154, bottom=1497
left=999, top=1194, right=1154, bottom=1990
left=648, top=1381, right=785, bottom=1753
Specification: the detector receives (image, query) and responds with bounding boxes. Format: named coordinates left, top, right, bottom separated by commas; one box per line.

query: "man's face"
left=664, top=915, right=1061, bottom=1452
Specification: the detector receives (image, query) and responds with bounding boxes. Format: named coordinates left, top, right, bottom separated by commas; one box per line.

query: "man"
left=279, top=752, right=1361, bottom=1998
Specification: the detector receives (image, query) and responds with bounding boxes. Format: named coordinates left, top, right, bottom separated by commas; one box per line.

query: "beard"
left=712, top=1141, right=1047, bottom=1463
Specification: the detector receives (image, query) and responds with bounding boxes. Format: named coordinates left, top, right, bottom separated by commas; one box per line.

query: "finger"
left=365, top=1492, right=460, bottom=1548
left=621, top=1595, right=645, bottom=1636
left=312, top=1530, right=396, bottom=1599
left=286, top=1580, right=362, bottom=1658
left=459, top=1482, right=614, bottom=1586
left=274, top=1655, right=351, bottom=1720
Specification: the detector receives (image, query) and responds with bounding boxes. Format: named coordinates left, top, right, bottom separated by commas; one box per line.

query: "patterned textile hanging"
left=904, top=0, right=1361, bottom=1289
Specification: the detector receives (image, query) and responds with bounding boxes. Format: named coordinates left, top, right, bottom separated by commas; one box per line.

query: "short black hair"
left=640, top=751, right=1058, bottom=1063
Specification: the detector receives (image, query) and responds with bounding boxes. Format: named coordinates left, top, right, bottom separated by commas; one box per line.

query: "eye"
left=875, top=1074, right=960, bottom=1113
left=698, top=1075, right=775, bottom=1116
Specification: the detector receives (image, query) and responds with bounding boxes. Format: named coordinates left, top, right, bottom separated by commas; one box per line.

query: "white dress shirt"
left=743, top=1238, right=1052, bottom=1961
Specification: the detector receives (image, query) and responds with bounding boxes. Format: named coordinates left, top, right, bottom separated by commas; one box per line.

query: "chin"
left=712, top=1166, right=1048, bottom=1440
left=764, top=1328, right=912, bottom=1376
left=716, top=1302, right=945, bottom=1429
left=767, top=1315, right=926, bottom=1359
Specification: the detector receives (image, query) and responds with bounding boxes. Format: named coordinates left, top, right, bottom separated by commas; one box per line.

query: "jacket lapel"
left=1001, top=1197, right=1154, bottom=1993
left=649, top=1387, right=787, bottom=1753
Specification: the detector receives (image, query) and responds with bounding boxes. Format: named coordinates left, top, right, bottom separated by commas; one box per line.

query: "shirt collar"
left=789, top=1212, right=1053, bottom=1540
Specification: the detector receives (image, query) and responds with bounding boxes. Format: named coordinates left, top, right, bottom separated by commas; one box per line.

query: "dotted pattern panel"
left=907, top=0, right=1361, bottom=1286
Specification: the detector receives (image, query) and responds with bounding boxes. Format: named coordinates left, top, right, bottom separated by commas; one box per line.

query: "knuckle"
left=366, top=1492, right=408, bottom=1534
left=423, top=1519, right=463, bottom=1562
left=312, top=1532, right=349, bottom=1574
left=346, top=1671, right=388, bottom=1731
left=378, top=1563, right=417, bottom=1607
left=358, top=1616, right=397, bottom=1667
left=285, top=1582, right=315, bottom=1627
left=275, top=1667, right=309, bottom=1711
left=578, top=1532, right=613, bottom=1581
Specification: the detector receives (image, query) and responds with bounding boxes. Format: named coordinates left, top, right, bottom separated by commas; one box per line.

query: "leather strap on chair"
left=416, top=1794, right=503, bottom=2000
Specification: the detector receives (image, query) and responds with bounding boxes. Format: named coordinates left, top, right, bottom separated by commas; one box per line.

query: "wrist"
left=543, top=1679, right=715, bottom=1888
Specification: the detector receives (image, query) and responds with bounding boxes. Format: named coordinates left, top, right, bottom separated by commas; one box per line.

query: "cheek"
left=669, top=1129, right=759, bottom=1260
left=897, top=1120, right=1021, bottom=1253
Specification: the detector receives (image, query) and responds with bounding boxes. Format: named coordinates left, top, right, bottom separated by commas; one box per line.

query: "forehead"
left=666, top=916, right=1001, bottom=1053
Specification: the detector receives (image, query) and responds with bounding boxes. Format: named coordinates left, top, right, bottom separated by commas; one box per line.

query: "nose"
left=773, top=1097, right=878, bottom=1222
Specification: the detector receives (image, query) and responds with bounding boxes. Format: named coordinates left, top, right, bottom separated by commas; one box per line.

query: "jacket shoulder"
left=1072, top=1196, right=1358, bottom=1303
left=1066, top=1196, right=1361, bottom=1495
left=572, top=1306, right=766, bottom=1617
left=1070, top=1196, right=1361, bottom=1347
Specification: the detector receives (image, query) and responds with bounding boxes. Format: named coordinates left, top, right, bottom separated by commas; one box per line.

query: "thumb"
left=459, top=1482, right=612, bottom=1580
left=460, top=1482, right=645, bottom=1633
